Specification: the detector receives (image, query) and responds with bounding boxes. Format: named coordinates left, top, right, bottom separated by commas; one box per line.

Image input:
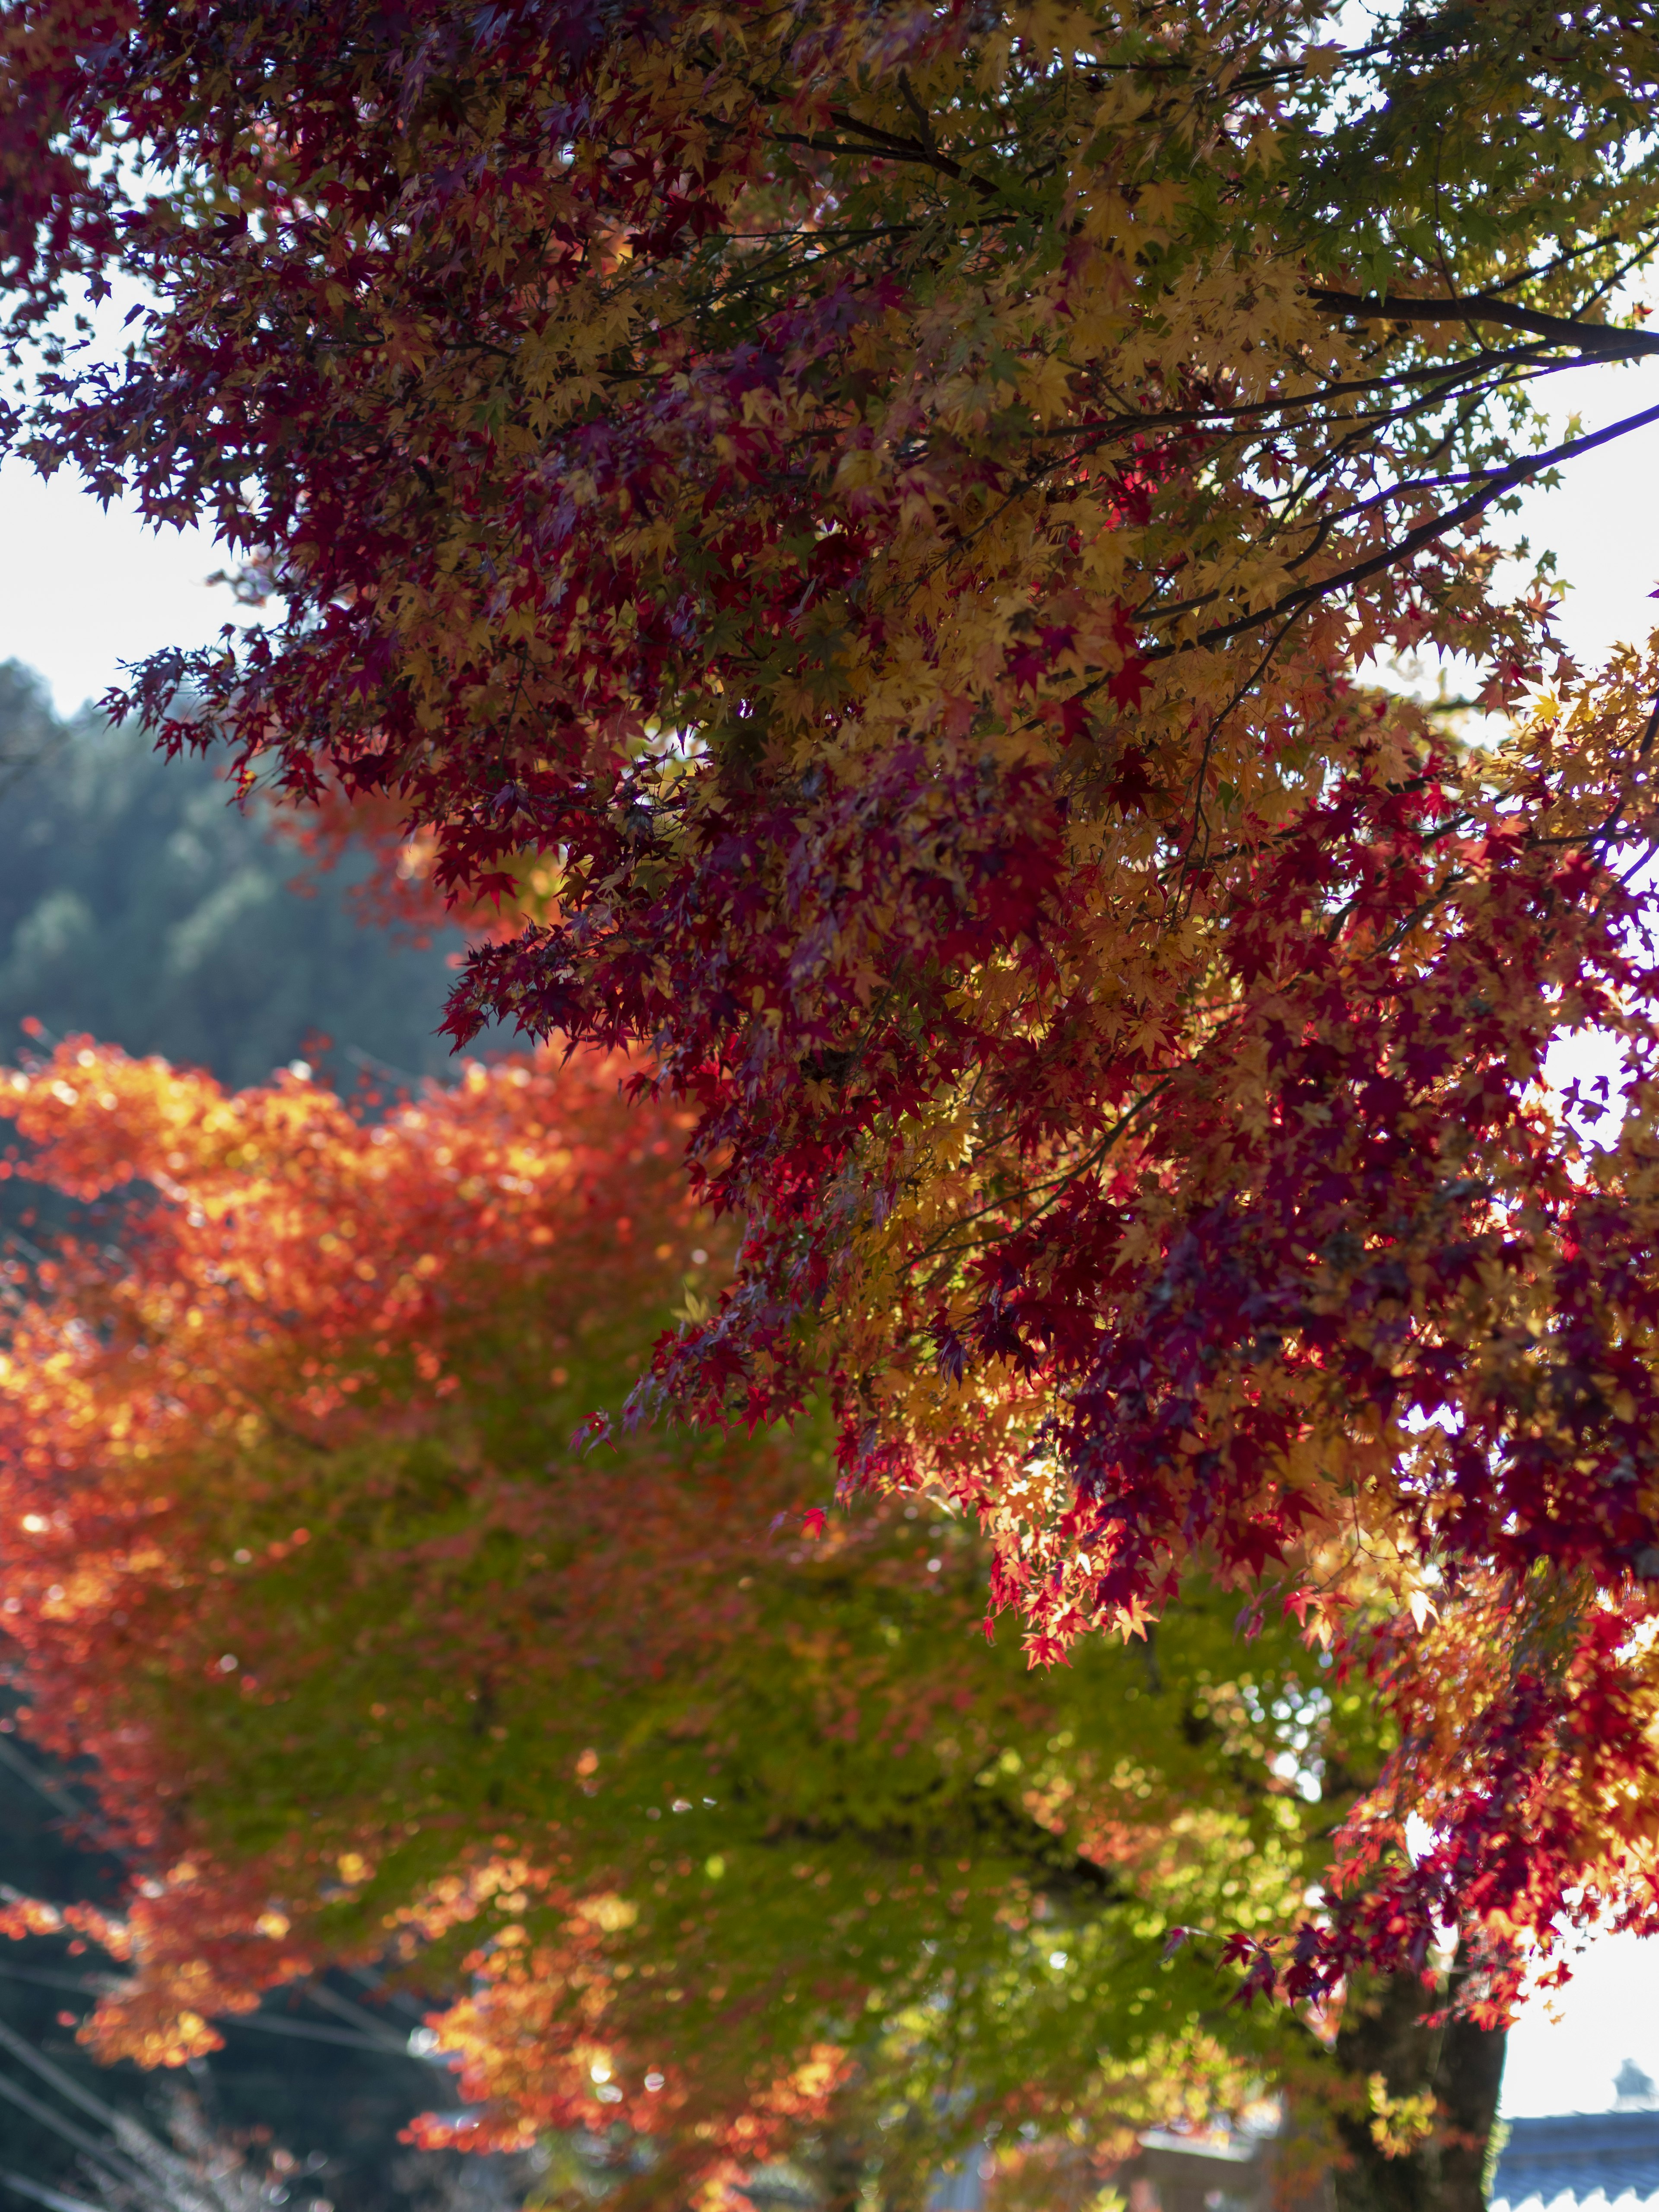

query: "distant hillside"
left=0, top=661, right=464, bottom=1090
left=0, top=666, right=515, bottom=2212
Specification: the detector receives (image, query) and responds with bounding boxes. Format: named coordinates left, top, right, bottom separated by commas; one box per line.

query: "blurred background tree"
left=0, top=1032, right=1411, bottom=2212
left=0, top=668, right=1494, bottom=2212
left=0, top=663, right=508, bottom=2212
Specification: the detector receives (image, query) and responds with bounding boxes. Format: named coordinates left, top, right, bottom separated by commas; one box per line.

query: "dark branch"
left=1146, top=392, right=1659, bottom=660
left=1309, top=287, right=1659, bottom=362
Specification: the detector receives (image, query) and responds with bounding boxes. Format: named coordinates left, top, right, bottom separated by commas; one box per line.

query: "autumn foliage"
left=0, top=1039, right=1366, bottom=2208
left=5, top=0, right=1659, bottom=2010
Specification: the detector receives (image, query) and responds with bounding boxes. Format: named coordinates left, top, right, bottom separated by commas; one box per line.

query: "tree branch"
left=1147, top=392, right=1659, bottom=660
left=1309, top=286, right=1659, bottom=362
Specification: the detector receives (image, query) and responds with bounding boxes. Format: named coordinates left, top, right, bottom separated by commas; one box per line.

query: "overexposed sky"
left=0, top=330, right=1657, bottom=2117
left=1504, top=1932, right=1659, bottom=2117
left=1499, top=356, right=1659, bottom=677
left=0, top=455, right=241, bottom=715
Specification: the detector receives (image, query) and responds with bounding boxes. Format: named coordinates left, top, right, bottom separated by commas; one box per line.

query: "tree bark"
left=1331, top=1950, right=1506, bottom=2212
left=815, top=2125, right=870, bottom=2212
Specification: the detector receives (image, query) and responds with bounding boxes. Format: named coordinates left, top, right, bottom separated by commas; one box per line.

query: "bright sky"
left=0, top=331, right=1657, bottom=2117
left=1503, top=1930, right=1659, bottom=2117
left=0, top=457, right=239, bottom=715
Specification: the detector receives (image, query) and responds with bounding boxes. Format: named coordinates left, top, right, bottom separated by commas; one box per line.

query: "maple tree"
left=2, top=0, right=1659, bottom=2021
left=0, top=1036, right=1390, bottom=2212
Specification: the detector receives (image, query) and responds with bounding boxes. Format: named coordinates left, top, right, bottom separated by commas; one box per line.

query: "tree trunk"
left=1331, top=1949, right=1506, bottom=2212
left=815, top=2125, right=870, bottom=2212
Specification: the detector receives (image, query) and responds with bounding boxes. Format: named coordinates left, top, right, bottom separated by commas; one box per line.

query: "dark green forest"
left=0, top=663, right=464, bottom=1089
left=0, top=669, right=509, bottom=2212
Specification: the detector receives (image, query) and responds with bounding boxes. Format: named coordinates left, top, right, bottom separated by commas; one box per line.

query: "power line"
left=0, top=2013, right=131, bottom=2135
left=0, top=2068, right=145, bottom=2191
left=0, top=2165, right=105, bottom=2212
left=0, top=1736, right=101, bottom=1828
left=0, top=1959, right=424, bottom=2053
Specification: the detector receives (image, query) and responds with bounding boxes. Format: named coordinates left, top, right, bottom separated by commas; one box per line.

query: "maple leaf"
left=0, top=0, right=1657, bottom=2042
left=0, top=1036, right=1421, bottom=2202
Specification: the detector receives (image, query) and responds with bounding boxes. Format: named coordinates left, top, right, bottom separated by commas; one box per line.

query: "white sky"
left=1504, top=1930, right=1659, bottom=2117
left=0, top=335, right=1656, bottom=2117
left=0, top=457, right=239, bottom=715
